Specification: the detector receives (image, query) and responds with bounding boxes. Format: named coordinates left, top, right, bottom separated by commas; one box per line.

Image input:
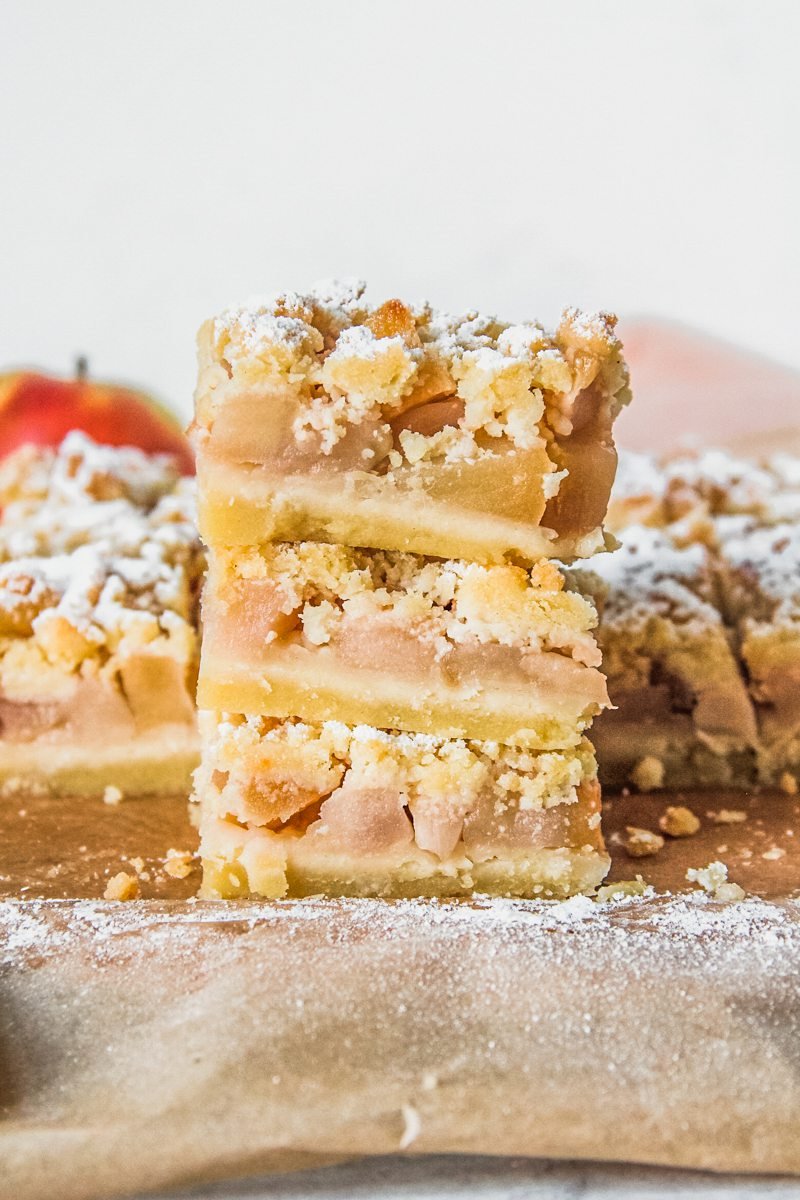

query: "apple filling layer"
left=194, top=715, right=607, bottom=899
left=192, top=281, right=630, bottom=563
left=198, top=544, right=609, bottom=748
left=585, top=526, right=759, bottom=790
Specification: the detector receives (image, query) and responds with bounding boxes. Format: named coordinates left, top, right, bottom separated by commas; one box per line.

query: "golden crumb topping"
left=219, top=541, right=601, bottom=665
left=0, top=435, right=203, bottom=688
left=196, top=713, right=597, bottom=819
left=197, top=280, right=630, bottom=469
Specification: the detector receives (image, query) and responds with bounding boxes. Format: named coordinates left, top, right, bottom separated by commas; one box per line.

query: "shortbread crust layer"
left=199, top=543, right=608, bottom=748
left=195, top=715, right=608, bottom=899
left=192, top=282, right=630, bottom=563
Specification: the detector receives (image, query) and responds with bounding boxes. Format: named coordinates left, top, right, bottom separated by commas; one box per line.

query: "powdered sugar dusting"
left=3, top=891, right=797, bottom=968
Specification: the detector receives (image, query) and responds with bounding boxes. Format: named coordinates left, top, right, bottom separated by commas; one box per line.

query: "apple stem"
left=75, top=356, right=89, bottom=381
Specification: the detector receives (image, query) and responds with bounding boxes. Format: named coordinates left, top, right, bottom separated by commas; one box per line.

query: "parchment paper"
left=2, top=787, right=800, bottom=1200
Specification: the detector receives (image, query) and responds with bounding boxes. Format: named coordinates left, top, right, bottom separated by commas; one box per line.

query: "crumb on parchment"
left=596, top=875, right=651, bottom=902
left=710, top=809, right=747, bottom=825
left=623, top=826, right=664, bottom=858
left=686, top=860, right=745, bottom=901
left=104, top=871, right=140, bottom=901
left=659, top=805, right=701, bottom=838
left=164, top=848, right=197, bottom=879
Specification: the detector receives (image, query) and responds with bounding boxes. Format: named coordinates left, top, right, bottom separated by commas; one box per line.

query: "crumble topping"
left=0, top=436, right=203, bottom=691
left=717, top=520, right=800, bottom=629
left=610, top=446, right=800, bottom=536
left=223, top=542, right=600, bottom=664
left=203, top=280, right=630, bottom=468
left=197, top=714, right=598, bottom=816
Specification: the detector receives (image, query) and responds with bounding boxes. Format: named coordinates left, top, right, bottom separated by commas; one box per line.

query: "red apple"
left=0, top=361, right=194, bottom=473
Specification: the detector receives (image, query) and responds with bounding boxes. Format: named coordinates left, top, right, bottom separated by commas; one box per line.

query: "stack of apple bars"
left=190, top=281, right=631, bottom=899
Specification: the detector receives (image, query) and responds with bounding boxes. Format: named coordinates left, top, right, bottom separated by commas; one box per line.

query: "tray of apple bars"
left=2, top=281, right=800, bottom=1200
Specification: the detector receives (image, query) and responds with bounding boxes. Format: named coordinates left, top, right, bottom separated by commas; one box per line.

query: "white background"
left=2, top=0, right=799, bottom=422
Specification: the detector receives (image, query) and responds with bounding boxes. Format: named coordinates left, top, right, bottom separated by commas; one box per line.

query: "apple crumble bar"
left=198, top=543, right=609, bottom=747
left=608, top=447, right=800, bottom=539
left=192, top=280, right=630, bottom=564
left=0, top=434, right=203, bottom=796
left=194, top=715, right=608, bottom=899
left=716, top=519, right=800, bottom=785
left=586, top=526, right=758, bottom=790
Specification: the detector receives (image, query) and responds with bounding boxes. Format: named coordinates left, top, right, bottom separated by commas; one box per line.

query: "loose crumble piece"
left=622, top=826, right=665, bottom=859
left=659, top=805, right=701, bottom=838
left=163, top=848, right=197, bottom=879
left=596, top=876, right=650, bottom=902
left=104, top=871, right=140, bottom=901
left=686, top=860, right=745, bottom=902
left=710, top=809, right=748, bottom=825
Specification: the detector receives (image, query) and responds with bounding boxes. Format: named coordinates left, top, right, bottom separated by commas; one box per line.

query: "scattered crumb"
left=128, top=856, right=146, bottom=874
left=421, top=1071, right=439, bottom=1091
left=17, top=808, right=26, bottom=818
left=716, top=844, right=729, bottom=854
left=659, top=805, right=700, bottom=838
left=623, top=826, right=664, bottom=858
left=163, top=848, right=197, bottom=879
left=630, top=755, right=665, bottom=792
left=714, top=882, right=747, bottom=902
left=399, top=1103, right=422, bottom=1150
left=779, top=772, right=798, bottom=796
left=596, top=876, right=650, bottom=902
left=762, top=846, right=786, bottom=861
left=686, top=860, right=745, bottom=901
left=709, top=809, right=747, bottom=825
left=104, top=871, right=140, bottom=901
left=45, top=864, right=62, bottom=879
left=103, top=785, right=124, bottom=806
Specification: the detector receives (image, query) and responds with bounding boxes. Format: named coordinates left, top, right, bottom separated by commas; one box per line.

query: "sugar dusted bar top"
left=192, top=281, right=631, bottom=563
left=199, top=543, right=609, bottom=748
